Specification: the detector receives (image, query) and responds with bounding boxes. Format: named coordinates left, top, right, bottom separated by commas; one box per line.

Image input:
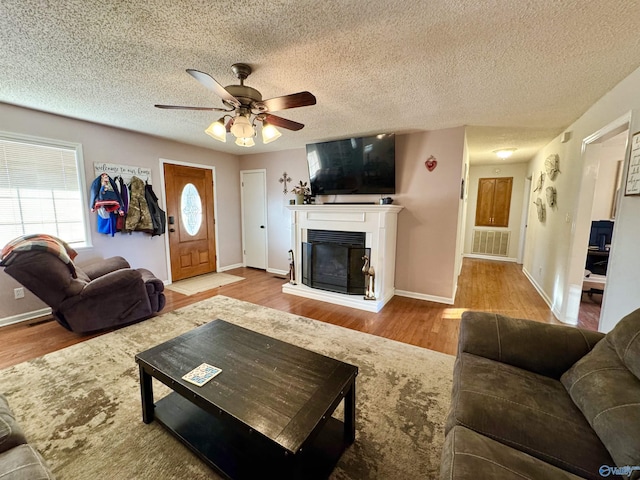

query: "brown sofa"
left=2, top=252, right=165, bottom=334
left=441, top=309, right=640, bottom=480
left=0, top=393, right=54, bottom=479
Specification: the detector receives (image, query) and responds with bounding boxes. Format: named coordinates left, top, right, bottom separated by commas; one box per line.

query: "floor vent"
left=472, top=230, right=510, bottom=256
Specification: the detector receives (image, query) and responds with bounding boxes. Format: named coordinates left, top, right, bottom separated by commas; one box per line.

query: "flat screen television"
left=306, top=133, right=395, bottom=195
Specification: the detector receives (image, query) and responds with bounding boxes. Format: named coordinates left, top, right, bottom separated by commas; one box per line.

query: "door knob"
left=169, top=228, right=176, bottom=232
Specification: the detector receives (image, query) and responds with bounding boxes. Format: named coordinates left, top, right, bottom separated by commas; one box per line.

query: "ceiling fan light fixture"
left=230, top=114, right=254, bottom=138
left=261, top=122, right=282, bottom=144
left=204, top=118, right=227, bottom=142
left=494, top=148, right=517, bottom=159
left=235, top=136, right=255, bottom=147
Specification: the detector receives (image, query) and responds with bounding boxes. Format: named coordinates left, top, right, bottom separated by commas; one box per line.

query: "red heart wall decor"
left=425, top=156, right=437, bottom=171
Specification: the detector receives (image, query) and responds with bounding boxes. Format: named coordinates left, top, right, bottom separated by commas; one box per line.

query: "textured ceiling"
left=2, top=1, right=640, bottom=165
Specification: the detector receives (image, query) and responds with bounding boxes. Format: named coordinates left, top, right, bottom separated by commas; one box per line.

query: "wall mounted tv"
left=306, top=133, right=395, bottom=195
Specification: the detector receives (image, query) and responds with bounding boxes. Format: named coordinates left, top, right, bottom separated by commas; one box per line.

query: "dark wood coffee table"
left=135, top=319, right=358, bottom=479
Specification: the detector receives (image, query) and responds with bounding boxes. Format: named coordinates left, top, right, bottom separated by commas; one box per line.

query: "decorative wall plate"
left=534, top=198, right=546, bottom=222
left=534, top=171, right=545, bottom=192
left=545, top=186, right=557, bottom=207
left=545, top=154, right=560, bottom=180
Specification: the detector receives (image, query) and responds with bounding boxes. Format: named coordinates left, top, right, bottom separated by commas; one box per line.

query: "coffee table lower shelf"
left=154, top=392, right=349, bottom=480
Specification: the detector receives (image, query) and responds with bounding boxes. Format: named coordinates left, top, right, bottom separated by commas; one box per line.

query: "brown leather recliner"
left=2, top=252, right=165, bottom=334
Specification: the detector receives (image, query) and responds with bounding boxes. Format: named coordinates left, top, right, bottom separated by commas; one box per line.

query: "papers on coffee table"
left=182, top=363, right=222, bottom=386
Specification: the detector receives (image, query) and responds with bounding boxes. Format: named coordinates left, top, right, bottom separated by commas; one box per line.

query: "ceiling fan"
left=155, top=63, right=316, bottom=147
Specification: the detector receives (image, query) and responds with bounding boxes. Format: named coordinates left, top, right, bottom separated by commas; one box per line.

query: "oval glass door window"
left=180, top=183, right=202, bottom=236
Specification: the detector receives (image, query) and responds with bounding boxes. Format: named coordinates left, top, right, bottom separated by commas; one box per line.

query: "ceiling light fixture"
left=494, top=148, right=517, bottom=159
left=204, top=117, right=227, bottom=142
left=206, top=113, right=284, bottom=147
left=235, top=136, right=255, bottom=148
left=261, top=121, right=282, bottom=144
left=230, top=114, right=254, bottom=139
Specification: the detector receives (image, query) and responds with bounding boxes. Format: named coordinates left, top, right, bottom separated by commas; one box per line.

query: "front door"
left=164, top=164, right=217, bottom=281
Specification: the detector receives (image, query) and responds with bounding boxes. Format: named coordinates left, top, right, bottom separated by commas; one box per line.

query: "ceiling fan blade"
left=186, top=69, right=241, bottom=108
left=264, top=114, right=305, bottom=131
left=261, top=91, right=316, bottom=112
left=155, top=104, right=230, bottom=112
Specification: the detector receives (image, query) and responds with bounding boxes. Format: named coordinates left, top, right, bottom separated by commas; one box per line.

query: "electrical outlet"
left=14, top=287, right=24, bottom=299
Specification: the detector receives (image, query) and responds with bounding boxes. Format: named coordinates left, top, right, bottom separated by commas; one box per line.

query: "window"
left=0, top=132, right=90, bottom=248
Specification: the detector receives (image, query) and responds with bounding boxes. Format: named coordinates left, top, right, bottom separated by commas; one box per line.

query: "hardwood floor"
left=0, top=258, right=598, bottom=370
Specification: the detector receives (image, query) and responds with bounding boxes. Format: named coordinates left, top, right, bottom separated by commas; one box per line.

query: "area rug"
left=0, top=296, right=455, bottom=479
left=165, top=272, right=245, bottom=295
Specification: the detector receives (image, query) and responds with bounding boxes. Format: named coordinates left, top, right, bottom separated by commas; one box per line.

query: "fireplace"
left=283, top=204, right=403, bottom=313
left=302, top=230, right=370, bottom=294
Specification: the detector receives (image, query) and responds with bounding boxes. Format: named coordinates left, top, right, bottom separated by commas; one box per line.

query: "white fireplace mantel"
left=283, top=204, right=403, bottom=312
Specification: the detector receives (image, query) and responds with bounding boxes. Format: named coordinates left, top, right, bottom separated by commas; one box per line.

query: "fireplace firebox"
left=302, top=230, right=370, bottom=295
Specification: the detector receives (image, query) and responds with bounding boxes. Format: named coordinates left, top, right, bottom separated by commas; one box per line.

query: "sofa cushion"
left=0, top=444, right=54, bottom=480
left=605, top=308, right=640, bottom=380
left=446, top=353, right=614, bottom=480
left=561, top=336, right=640, bottom=478
left=440, top=426, right=586, bottom=480
left=0, top=394, right=27, bottom=454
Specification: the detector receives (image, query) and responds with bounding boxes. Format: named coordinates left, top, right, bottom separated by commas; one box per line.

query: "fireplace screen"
left=302, top=230, right=370, bottom=295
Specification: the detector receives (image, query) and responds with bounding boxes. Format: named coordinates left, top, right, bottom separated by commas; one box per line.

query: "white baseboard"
left=267, top=268, right=289, bottom=276
left=464, top=254, right=518, bottom=263
left=521, top=267, right=566, bottom=323
left=218, top=263, right=243, bottom=272
left=0, top=307, right=52, bottom=328
left=394, top=289, right=455, bottom=305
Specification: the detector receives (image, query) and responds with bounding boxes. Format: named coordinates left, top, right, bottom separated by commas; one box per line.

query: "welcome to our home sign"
left=93, top=162, right=152, bottom=185
left=625, top=131, right=640, bottom=196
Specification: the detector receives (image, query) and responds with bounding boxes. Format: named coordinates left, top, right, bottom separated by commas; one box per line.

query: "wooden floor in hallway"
left=0, top=258, right=598, bottom=370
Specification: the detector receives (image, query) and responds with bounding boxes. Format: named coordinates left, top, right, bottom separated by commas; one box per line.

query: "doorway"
left=163, top=163, right=217, bottom=282
left=572, top=120, right=629, bottom=329
left=240, top=169, right=267, bottom=269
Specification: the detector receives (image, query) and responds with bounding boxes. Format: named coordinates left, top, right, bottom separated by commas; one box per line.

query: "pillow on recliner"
left=561, top=309, right=640, bottom=477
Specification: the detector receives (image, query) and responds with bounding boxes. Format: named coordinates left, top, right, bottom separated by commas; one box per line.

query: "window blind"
left=0, top=136, right=87, bottom=247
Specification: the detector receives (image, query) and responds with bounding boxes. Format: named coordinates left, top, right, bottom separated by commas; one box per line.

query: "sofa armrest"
left=459, top=311, right=605, bottom=379
left=80, top=256, right=130, bottom=280
left=80, top=268, right=142, bottom=298
left=0, top=394, right=27, bottom=454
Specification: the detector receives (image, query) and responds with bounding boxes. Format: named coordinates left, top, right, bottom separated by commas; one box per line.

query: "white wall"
left=523, top=64, right=640, bottom=331
left=464, top=162, right=528, bottom=261
left=0, top=103, right=243, bottom=321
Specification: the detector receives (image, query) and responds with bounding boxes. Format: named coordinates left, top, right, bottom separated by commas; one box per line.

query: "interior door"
left=492, top=177, right=513, bottom=227
left=164, top=164, right=217, bottom=281
left=241, top=170, right=267, bottom=269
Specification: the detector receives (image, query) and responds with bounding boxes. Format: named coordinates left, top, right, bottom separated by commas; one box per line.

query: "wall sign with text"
left=93, top=162, right=152, bottom=184
left=625, top=131, right=640, bottom=196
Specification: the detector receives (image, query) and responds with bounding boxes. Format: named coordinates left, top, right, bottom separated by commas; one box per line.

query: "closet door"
left=492, top=177, right=513, bottom=227
left=475, top=178, right=496, bottom=226
left=475, top=177, right=513, bottom=227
